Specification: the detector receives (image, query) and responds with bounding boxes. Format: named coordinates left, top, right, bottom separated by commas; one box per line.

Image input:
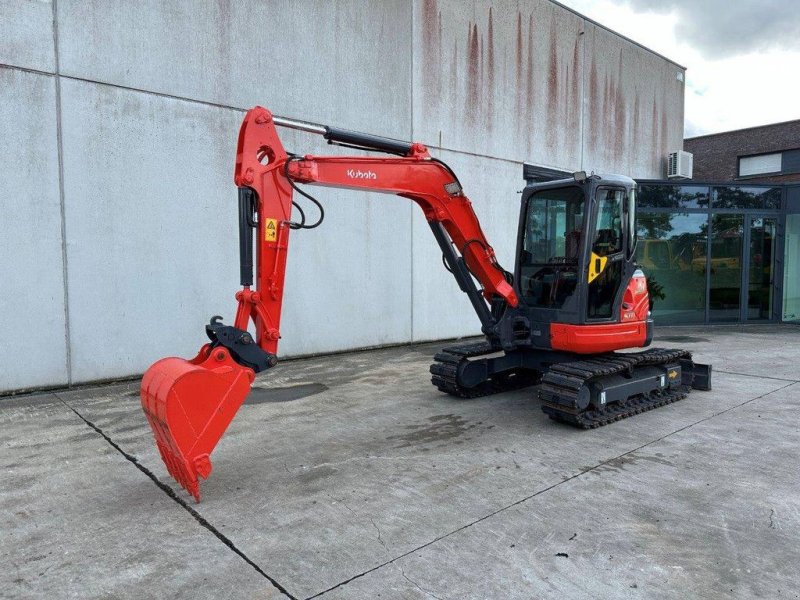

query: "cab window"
left=520, top=186, right=585, bottom=309
left=591, top=189, right=624, bottom=256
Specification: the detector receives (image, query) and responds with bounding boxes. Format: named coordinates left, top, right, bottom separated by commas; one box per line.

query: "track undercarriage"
left=430, top=341, right=712, bottom=428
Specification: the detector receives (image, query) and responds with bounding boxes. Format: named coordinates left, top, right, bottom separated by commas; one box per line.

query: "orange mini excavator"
left=141, top=107, right=711, bottom=500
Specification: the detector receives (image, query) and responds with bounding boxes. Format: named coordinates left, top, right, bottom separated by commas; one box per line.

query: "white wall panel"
left=59, top=81, right=244, bottom=381
left=56, top=0, right=412, bottom=139
left=0, top=0, right=55, bottom=72
left=59, top=80, right=412, bottom=381
left=0, top=68, right=67, bottom=391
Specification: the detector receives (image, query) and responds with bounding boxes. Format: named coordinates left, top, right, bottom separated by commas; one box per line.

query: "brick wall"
left=684, top=120, right=800, bottom=184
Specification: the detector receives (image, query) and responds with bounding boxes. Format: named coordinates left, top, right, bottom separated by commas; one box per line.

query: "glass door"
left=709, top=214, right=744, bottom=322
left=746, top=216, right=777, bottom=320
left=784, top=215, right=800, bottom=322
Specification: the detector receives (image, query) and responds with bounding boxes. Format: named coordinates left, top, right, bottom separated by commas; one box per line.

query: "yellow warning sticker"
left=265, top=218, right=278, bottom=242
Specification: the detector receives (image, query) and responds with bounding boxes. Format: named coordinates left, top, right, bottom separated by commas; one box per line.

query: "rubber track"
left=430, top=344, right=696, bottom=430
left=539, top=347, right=693, bottom=429
left=429, top=341, right=538, bottom=399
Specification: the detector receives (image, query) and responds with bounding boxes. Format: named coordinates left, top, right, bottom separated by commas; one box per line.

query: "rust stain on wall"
left=614, top=50, right=627, bottom=161
left=486, top=6, right=495, bottom=129
left=465, top=21, right=480, bottom=125
left=516, top=11, right=524, bottom=119
left=450, top=38, right=459, bottom=131
left=589, top=56, right=599, bottom=150
left=421, top=0, right=441, bottom=106
left=479, top=32, right=484, bottom=97
left=422, top=0, right=438, bottom=57
left=411, top=1, right=671, bottom=170
left=526, top=13, right=535, bottom=139
left=546, top=18, right=559, bottom=150
left=660, top=88, right=669, bottom=157
left=632, top=91, right=641, bottom=152
left=569, top=36, right=580, bottom=138
left=604, top=73, right=613, bottom=162
left=652, top=94, right=660, bottom=172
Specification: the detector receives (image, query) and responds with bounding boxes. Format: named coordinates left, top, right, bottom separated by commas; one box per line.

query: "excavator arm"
left=141, top=106, right=516, bottom=500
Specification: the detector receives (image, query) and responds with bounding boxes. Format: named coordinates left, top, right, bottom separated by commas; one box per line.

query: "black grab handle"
left=238, top=187, right=257, bottom=287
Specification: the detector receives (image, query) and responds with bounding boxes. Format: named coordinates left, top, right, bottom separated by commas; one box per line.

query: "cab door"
left=586, top=188, right=627, bottom=320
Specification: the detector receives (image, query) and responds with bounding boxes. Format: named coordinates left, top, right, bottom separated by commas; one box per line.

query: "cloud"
left=622, top=0, right=800, bottom=58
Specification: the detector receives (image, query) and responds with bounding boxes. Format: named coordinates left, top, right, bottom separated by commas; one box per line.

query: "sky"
left=558, top=0, right=800, bottom=137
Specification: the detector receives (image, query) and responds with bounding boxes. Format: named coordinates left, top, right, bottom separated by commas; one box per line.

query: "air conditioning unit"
left=667, top=150, right=693, bottom=179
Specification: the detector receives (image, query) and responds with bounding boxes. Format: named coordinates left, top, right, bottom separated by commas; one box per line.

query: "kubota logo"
left=347, top=169, right=377, bottom=180
left=668, top=369, right=679, bottom=379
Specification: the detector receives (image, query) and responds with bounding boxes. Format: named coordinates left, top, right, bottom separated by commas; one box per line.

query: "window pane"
left=520, top=186, right=585, bottom=309
left=747, top=218, right=776, bottom=320
left=712, top=186, right=782, bottom=210
left=739, top=153, right=781, bottom=176
left=627, top=188, right=637, bottom=258
left=636, top=212, right=707, bottom=324
left=709, top=214, right=744, bottom=322
left=522, top=187, right=585, bottom=264
left=592, top=189, right=623, bottom=256
left=587, top=189, right=624, bottom=319
left=784, top=215, right=800, bottom=322
left=638, top=184, right=709, bottom=209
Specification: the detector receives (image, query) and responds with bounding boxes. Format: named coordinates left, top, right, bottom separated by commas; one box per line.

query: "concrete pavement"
left=2, top=325, right=799, bottom=599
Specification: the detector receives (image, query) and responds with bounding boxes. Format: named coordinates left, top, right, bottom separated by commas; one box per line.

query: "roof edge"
left=685, top=119, right=800, bottom=141
left=548, top=0, right=687, bottom=70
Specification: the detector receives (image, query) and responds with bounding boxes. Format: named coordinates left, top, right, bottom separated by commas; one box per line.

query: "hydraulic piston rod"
left=271, top=115, right=327, bottom=135
left=271, top=113, right=415, bottom=156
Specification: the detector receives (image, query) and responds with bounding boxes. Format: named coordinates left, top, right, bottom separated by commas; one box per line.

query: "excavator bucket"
left=140, top=344, right=255, bottom=501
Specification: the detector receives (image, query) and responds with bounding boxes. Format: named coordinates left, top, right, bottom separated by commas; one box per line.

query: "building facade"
left=1, top=0, right=686, bottom=392
left=684, top=120, right=800, bottom=184
left=634, top=180, right=800, bottom=325
left=641, top=119, right=800, bottom=326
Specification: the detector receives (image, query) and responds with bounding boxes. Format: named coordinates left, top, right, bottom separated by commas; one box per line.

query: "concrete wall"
left=0, top=0, right=685, bottom=392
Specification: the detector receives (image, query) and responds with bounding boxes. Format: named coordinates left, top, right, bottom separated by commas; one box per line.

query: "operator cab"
left=515, top=173, right=638, bottom=326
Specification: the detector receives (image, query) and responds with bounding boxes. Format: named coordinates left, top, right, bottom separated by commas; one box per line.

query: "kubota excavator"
left=141, top=106, right=711, bottom=501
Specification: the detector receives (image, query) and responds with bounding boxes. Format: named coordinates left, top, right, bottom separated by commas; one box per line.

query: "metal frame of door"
left=704, top=212, right=783, bottom=324
left=740, top=214, right=779, bottom=322
left=706, top=212, right=745, bottom=323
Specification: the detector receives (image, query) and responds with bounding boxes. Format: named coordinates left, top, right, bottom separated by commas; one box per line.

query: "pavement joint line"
left=51, top=392, right=299, bottom=600
left=715, top=369, right=799, bottom=383
left=306, top=380, right=797, bottom=599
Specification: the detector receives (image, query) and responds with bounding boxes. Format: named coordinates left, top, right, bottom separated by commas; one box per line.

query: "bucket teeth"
left=139, top=347, right=254, bottom=501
